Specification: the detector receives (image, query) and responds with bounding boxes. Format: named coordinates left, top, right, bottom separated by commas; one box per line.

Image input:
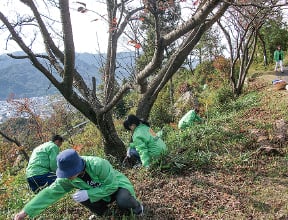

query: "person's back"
left=26, top=141, right=59, bottom=178
left=131, top=123, right=167, bottom=167
left=26, top=135, right=63, bottom=193
left=178, top=109, right=202, bottom=130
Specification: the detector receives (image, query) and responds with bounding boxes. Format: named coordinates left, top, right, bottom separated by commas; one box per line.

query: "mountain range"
left=0, top=52, right=135, bottom=101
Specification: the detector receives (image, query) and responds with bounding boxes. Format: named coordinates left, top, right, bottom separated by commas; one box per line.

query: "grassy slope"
left=131, top=71, right=288, bottom=220
left=2, top=70, right=288, bottom=220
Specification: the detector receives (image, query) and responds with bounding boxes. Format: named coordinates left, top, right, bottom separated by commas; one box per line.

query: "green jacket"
left=274, top=49, right=284, bottom=62
left=130, top=124, right=167, bottom=167
left=26, top=141, right=59, bottom=178
left=178, top=110, right=202, bottom=130
left=24, top=156, right=136, bottom=218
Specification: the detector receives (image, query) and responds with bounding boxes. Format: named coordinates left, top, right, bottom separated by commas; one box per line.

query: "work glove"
left=72, top=190, right=89, bottom=203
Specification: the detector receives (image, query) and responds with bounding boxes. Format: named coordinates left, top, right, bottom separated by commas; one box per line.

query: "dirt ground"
left=130, top=71, right=288, bottom=220
left=22, top=70, right=288, bottom=220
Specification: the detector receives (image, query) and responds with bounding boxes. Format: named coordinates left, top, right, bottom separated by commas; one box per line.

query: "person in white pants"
left=274, top=45, right=284, bottom=73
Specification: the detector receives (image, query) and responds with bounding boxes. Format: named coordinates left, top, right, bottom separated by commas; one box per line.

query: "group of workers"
left=14, top=110, right=203, bottom=219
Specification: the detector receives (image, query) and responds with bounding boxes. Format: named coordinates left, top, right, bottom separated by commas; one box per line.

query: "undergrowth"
left=2, top=79, right=288, bottom=219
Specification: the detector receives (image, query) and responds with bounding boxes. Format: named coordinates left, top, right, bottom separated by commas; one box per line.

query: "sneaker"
left=133, top=163, right=142, bottom=169
left=135, top=204, right=144, bottom=216
left=88, top=215, right=97, bottom=220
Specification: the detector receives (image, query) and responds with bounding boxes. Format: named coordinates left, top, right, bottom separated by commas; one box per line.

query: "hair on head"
left=123, top=114, right=150, bottom=130
left=52, top=134, right=64, bottom=142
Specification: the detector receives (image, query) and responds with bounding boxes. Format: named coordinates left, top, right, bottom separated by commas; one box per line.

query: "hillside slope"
left=2, top=70, right=288, bottom=220
left=0, top=52, right=134, bottom=100
left=130, top=71, right=288, bottom=220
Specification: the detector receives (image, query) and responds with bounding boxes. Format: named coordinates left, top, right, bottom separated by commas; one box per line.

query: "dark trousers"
left=80, top=188, right=142, bottom=216
left=128, top=148, right=141, bottom=163
left=27, top=172, right=57, bottom=193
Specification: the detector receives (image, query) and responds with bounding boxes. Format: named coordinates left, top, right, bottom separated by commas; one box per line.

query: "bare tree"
left=0, top=0, right=230, bottom=160
left=218, top=1, right=284, bottom=95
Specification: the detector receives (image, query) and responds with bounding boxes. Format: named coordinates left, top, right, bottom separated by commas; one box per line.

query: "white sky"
left=1, top=1, right=287, bottom=55
left=0, top=1, right=112, bottom=55
left=0, top=0, right=198, bottom=55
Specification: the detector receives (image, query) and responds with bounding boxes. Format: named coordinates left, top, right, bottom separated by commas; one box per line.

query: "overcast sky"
left=0, top=0, right=199, bottom=55
left=0, top=1, right=111, bottom=55
left=1, top=1, right=288, bottom=55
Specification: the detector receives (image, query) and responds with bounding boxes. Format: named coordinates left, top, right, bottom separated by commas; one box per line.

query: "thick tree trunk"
left=96, top=112, right=126, bottom=160
left=136, top=88, right=159, bottom=121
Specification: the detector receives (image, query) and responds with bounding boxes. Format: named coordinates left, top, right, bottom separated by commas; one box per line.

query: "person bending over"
left=26, top=134, right=63, bottom=193
left=123, top=114, right=167, bottom=168
left=178, top=109, right=203, bottom=130
left=14, top=149, right=143, bottom=219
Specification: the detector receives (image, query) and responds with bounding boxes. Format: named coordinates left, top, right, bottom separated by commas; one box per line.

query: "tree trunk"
left=136, top=93, right=158, bottom=121
left=62, top=94, right=126, bottom=161
left=169, top=78, right=174, bottom=107
left=0, top=0, right=230, bottom=162
left=96, top=112, right=126, bottom=160
left=258, top=33, right=268, bottom=66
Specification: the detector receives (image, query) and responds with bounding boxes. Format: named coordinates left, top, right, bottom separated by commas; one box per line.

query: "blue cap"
left=56, top=149, right=85, bottom=178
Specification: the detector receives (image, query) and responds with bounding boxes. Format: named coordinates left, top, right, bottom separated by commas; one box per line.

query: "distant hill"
left=0, top=52, right=135, bottom=101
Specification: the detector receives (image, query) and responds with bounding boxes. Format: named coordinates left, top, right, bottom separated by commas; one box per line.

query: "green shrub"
left=213, top=84, right=235, bottom=105
left=193, top=61, right=217, bottom=85
left=150, top=87, right=174, bottom=128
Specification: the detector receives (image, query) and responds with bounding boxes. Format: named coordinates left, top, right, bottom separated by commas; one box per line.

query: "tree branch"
left=59, top=0, right=75, bottom=93
left=0, top=131, right=29, bottom=161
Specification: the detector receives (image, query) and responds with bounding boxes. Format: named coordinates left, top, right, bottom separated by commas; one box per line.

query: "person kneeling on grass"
left=14, top=149, right=143, bottom=220
left=123, top=114, right=167, bottom=168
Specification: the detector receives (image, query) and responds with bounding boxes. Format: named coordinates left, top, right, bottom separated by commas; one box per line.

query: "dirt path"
left=257, top=68, right=288, bottom=85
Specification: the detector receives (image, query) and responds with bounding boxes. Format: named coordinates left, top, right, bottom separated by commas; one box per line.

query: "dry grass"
left=125, top=72, right=288, bottom=220
left=3, top=71, right=288, bottom=220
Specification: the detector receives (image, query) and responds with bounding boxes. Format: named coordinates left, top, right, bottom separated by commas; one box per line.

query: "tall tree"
left=218, top=1, right=283, bottom=95
left=257, top=17, right=288, bottom=65
left=0, top=0, right=256, bottom=160
left=191, top=26, right=224, bottom=64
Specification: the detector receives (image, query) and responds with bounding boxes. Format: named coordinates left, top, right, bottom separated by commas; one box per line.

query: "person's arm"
left=48, top=145, right=59, bottom=172
left=18, top=179, right=72, bottom=218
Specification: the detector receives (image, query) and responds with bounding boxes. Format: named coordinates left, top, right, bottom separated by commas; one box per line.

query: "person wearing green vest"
left=26, top=134, right=64, bottom=193
left=14, top=149, right=143, bottom=220
left=274, top=45, right=284, bottom=73
left=123, top=114, right=167, bottom=168
left=178, top=109, right=203, bottom=130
